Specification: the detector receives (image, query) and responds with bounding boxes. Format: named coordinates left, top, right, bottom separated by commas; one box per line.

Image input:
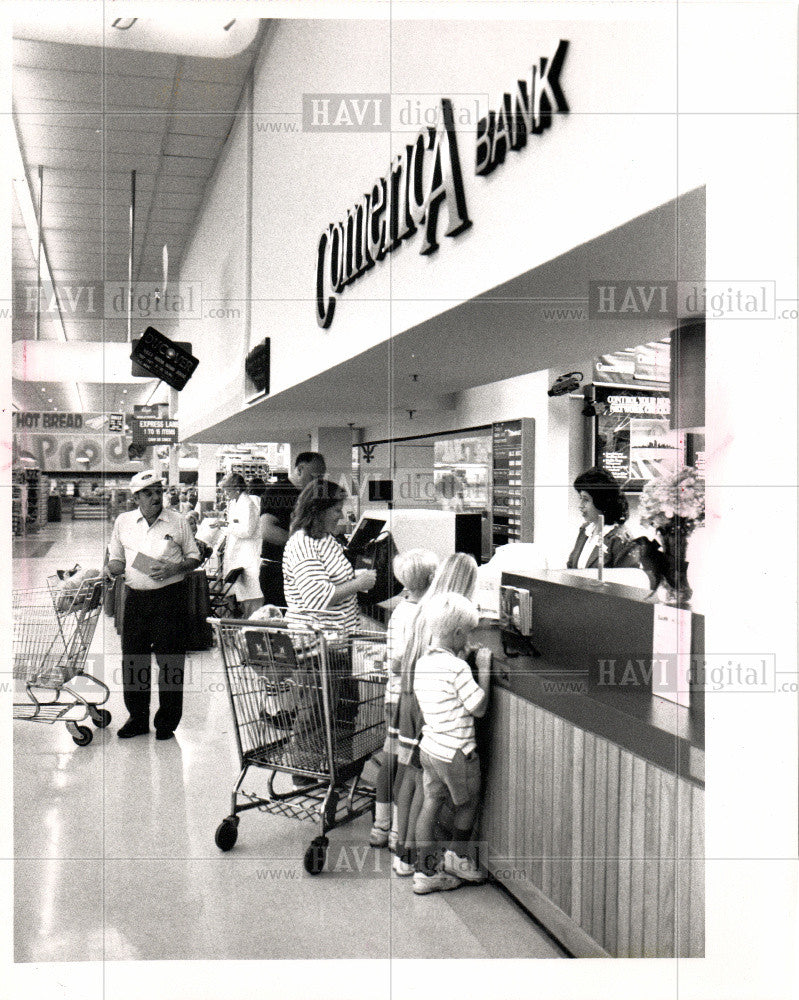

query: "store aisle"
left=12, top=521, right=565, bottom=962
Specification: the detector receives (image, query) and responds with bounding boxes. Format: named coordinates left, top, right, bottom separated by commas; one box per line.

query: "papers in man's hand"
left=132, top=551, right=169, bottom=576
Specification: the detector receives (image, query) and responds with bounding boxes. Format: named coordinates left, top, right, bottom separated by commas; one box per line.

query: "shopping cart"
left=13, top=578, right=111, bottom=746
left=211, top=617, right=387, bottom=874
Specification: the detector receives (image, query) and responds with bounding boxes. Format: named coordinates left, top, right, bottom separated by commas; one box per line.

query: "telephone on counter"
left=499, top=584, right=540, bottom=658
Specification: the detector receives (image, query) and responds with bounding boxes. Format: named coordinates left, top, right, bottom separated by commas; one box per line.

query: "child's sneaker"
left=412, top=870, right=462, bottom=895
left=443, top=849, right=487, bottom=884
left=369, top=824, right=390, bottom=848
left=392, top=856, right=414, bottom=877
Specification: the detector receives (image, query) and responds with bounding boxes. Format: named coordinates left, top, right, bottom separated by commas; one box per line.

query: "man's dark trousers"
left=121, top=580, right=189, bottom=732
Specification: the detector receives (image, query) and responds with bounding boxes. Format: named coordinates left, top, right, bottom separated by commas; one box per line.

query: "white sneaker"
left=392, top=856, right=414, bottom=877
left=443, top=849, right=487, bottom=884
left=369, top=824, right=390, bottom=848
left=412, top=870, right=462, bottom=895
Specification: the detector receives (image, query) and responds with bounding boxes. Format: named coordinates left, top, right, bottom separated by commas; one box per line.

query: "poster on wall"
left=593, top=389, right=679, bottom=491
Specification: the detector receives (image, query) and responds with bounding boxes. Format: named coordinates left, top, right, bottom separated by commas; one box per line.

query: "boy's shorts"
left=420, top=747, right=481, bottom=808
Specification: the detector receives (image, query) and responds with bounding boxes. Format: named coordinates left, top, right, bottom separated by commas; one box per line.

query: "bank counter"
left=476, top=570, right=704, bottom=959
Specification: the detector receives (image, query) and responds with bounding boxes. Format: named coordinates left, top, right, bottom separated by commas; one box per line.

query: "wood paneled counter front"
left=475, top=571, right=704, bottom=958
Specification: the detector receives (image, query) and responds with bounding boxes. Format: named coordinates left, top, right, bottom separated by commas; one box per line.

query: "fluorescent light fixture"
left=12, top=117, right=85, bottom=414
left=14, top=16, right=260, bottom=57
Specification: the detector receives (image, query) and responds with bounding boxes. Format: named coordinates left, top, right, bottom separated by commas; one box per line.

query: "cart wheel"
left=303, top=836, right=328, bottom=875
left=91, top=708, right=112, bottom=729
left=71, top=725, right=93, bottom=747
left=215, top=818, right=239, bottom=852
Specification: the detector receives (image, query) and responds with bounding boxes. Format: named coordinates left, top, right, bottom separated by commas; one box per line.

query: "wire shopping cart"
left=13, top=578, right=111, bottom=746
left=210, top=617, right=387, bottom=874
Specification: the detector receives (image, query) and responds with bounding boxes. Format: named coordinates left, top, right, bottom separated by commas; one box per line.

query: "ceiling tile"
left=173, top=81, right=241, bottom=114
left=163, top=133, right=222, bottom=159
left=15, top=67, right=103, bottom=105
left=169, top=112, right=232, bottom=138
left=104, top=49, right=179, bottom=79
left=13, top=39, right=103, bottom=74
left=22, top=147, right=102, bottom=171
left=106, top=74, right=178, bottom=110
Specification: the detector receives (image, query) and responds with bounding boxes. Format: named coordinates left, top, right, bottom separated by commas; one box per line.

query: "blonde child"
left=392, top=552, right=479, bottom=876
left=412, top=592, right=491, bottom=894
left=369, top=549, right=439, bottom=848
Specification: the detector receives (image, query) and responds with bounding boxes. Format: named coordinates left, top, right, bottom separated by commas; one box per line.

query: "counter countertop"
left=475, top=621, right=704, bottom=786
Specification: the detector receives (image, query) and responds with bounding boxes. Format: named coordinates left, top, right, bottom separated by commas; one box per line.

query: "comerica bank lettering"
left=315, top=40, right=569, bottom=328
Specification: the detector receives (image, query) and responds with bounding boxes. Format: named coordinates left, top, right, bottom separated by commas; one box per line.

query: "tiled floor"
left=12, top=520, right=566, bottom=963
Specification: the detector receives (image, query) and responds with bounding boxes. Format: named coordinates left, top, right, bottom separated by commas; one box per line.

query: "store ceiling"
left=11, top=20, right=265, bottom=415
left=189, top=187, right=705, bottom=443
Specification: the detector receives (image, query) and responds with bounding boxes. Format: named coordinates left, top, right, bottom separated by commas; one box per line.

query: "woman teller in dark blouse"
left=567, top=468, right=640, bottom=570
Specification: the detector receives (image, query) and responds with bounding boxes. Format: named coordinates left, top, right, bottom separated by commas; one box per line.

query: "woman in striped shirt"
left=282, top=479, right=376, bottom=632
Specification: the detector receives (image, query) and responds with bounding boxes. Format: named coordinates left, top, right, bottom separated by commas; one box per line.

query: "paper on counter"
left=651, top=603, right=692, bottom=707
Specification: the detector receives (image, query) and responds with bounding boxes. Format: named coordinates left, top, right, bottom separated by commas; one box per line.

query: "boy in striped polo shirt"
left=412, top=593, right=492, bottom=894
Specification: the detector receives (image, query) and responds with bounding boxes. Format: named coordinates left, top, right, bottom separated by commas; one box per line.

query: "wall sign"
left=315, top=97, right=471, bottom=328
left=314, top=40, right=569, bottom=328
left=129, top=416, right=179, bottom=446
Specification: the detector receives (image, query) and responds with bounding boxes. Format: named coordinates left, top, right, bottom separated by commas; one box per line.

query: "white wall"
left=177, top=14, right=689, bottom=440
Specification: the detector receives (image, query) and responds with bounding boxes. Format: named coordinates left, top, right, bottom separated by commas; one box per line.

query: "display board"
left=491, top=419, right=535, bottom=551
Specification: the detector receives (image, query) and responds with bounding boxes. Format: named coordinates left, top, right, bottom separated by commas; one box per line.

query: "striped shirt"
left=413, top=648, right=486, bottom=761
left=282, top=529, right=359, bottom=633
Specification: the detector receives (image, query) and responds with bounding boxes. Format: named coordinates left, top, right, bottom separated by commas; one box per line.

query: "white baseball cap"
left=130, top=469, right=163, bottom=494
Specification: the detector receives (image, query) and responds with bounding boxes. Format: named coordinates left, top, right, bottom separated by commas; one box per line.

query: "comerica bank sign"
left=315, top=40, right=569, bottom=328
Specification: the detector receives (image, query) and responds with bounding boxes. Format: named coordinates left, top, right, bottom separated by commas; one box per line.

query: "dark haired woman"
left=282, top=479, right=375, bottom=632
left=281, top=481, right=376, bottom=768
left=567, top=468, right=640, bottom=569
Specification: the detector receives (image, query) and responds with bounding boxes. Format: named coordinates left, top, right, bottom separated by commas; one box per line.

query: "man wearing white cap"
left=106, top=469, right=200, bottom=739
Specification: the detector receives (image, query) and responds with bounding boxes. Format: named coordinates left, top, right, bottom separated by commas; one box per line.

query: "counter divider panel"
left=505, top=698, right=524, bottom=876
left=561, top=718, right=575, bottom=915
left=592, top=737, right=609, bottom=946
left=570, top=726, right=584, bottom=923
left=642, top=764, right=661, bottom=954
left=605, top=742, right=621, bottom=955
left=515, top=697, right=529, bottom=884
left=582, top=732, right=596, bottom=935
left=689, top=783, right=705, bottom=956
left=552, top=716, right=565, bottom=913
left=657, top=769, right=677, bottom=956
left=542, top=711, right=555, bottom=899
left=676, top=778, right=693, bottom=957
left=532, top=705, right=545, bottom=888
left=629, top=755, right=647, bottom=956
left=523, top=698, right=536, bottom=886
left=617, top=749, right=634, bottom=956
left=498, top=691, right=509, bottom=860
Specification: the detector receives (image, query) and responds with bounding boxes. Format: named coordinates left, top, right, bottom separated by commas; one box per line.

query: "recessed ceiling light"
left=122, top=389, right=127, bottom=394
left=40, top=386, right=46, bottom=392
left=47, top=398, right=53, bottom=403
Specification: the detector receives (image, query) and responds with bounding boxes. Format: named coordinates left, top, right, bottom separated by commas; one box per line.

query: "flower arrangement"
left=639, top=466, right=705, bottom=530
left=635, top=467, right=704, bottom=605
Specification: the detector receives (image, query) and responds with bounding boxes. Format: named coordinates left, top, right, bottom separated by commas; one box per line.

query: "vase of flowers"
left=638, top=467, right=705, bottom=606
